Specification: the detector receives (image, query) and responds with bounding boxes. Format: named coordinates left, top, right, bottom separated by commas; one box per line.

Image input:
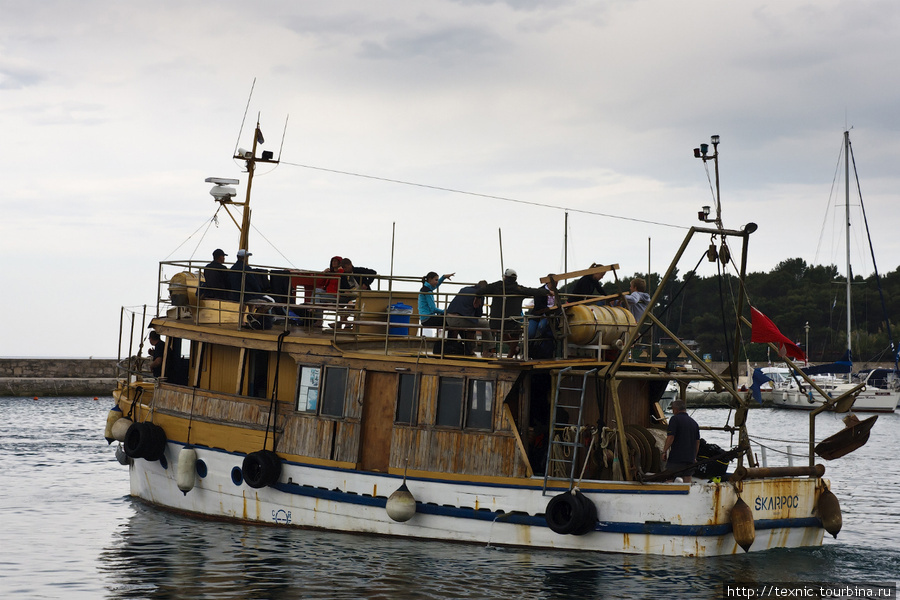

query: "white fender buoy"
left=177, top=446, right=198, bottom=495
left=104, top=406, right=123, bottom=444
left=111, top=418, right=133, bottom=443
left=115, top=444, right=131, bottom=466
left=386, top=482, right=417, bottom=522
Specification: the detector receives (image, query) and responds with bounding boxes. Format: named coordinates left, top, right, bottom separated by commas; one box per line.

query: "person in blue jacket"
left=418, top=271, right=454, bottom=327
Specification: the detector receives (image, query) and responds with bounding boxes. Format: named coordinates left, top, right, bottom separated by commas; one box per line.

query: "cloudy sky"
left=2, top=0, right=898, bottom=358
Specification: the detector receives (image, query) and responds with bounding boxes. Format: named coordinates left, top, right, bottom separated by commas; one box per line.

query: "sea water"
left=0, top=398, right=897, bottom=599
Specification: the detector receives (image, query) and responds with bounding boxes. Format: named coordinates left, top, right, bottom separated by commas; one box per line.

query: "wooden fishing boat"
left=105, top=128, right=846, bottom=556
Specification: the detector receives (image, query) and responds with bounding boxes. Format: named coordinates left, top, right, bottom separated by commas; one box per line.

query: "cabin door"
left=359, top=371, right=396, bottom=472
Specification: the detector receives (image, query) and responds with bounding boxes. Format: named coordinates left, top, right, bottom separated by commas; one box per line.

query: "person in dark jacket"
left=482, top=269, right=550, bottom=358
left=228, top=249, right=267, bottom=301
left=570, top=263, right=607, bottom=303
left=445, top=280, right=493, bottom=355
left=201, top=249, right=230, bottom=299
left=661, top=399, right=700, bottom=482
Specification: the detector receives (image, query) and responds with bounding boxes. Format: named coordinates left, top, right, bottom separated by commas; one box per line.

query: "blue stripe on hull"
left=270, top=481, right=822, bottom=535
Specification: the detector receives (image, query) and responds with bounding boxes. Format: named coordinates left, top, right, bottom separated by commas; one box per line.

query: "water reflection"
left=99, top=500, right=899, bottom=600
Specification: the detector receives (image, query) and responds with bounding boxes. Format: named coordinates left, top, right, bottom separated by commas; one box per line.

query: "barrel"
left=388, top=303, right=413, bottom=335
left=565, top=304, right=635, bottom=346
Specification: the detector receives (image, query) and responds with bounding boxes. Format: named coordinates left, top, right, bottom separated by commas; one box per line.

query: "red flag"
left=750, top=307, right=806, bottom=361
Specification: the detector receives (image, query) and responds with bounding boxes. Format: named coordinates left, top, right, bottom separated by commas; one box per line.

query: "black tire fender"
left=545, top=491, right=587, bottom=535
left=242, top=450, right=282, bottom=489
left=123, top=422, right=146, bottom=458
left=572, top=491, right=598, bottom=535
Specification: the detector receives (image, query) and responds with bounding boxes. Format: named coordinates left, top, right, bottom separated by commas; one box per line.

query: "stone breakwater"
left=1, top=358, right=119, bottom=397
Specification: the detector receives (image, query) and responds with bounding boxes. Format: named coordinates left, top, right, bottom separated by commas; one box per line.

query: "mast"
left=844, top=130, right=852, bottom=359
left=233, top=119, right=278, bottom=252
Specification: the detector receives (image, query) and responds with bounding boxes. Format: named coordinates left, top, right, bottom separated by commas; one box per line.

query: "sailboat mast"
left=844, top=130, right=851, bottom=358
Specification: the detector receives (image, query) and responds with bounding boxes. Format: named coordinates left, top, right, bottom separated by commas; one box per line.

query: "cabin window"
left=296, top=366, right=320, bottom=412
left=321, top=367, right=348, bottom=417
left=436, top=377, right=465, bottom=427
left=395, top=373, right=418, bottom=424
left=436, top=376, right=495, bottom=430
left=465, top=379, right=493, bottom=429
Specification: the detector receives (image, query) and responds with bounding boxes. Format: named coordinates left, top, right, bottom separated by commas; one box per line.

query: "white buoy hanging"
left=386, top=481, right=417, bottom=522
left=104, top=406, right=123, bottom=444
left=111, top=418, right=133, bottom=443
left=177, top=445, right=198, bottom=495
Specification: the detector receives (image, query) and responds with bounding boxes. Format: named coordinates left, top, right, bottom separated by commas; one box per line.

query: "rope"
left=264, top=330, right=289, bottom=452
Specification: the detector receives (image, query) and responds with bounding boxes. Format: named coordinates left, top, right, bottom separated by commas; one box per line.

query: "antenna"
left=278, top=114, right=289, bottom=161
left=234, top=78, right=256, bottom=156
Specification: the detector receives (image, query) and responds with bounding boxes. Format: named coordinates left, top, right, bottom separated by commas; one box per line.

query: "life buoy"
left=242, top=450, right=282, bottom=489
left=545, top=490, right=597, bottom=535
left=123, top=422, right=168, bottom=461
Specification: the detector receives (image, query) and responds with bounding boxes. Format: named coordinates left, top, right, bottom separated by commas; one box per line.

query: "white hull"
left=127, top=441, right=826, bottom=557
left=772, top=388, right=898, bottom=413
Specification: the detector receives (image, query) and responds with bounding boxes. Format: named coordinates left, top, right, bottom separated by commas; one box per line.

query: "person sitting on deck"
left=482, top=269, right=550, bottom=358
left=314, top=256, right=343, bottom=306
left=445, top=280, right=493, bottom=356
left=528, top=275, right=559, bottom=359
left=418, top=271, right=454, bottom=328
left=339, top=258, right=377, bottom=301
left=200, top=248, right=231, bottom=300
left=228, top=249, right=268, bottom=302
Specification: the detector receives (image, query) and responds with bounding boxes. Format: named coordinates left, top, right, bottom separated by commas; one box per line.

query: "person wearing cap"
left=228, top=248, right=266, bottom=301
left=481, top=269, right=550, bottom=358
left=200, top=248, right=231, bottom=300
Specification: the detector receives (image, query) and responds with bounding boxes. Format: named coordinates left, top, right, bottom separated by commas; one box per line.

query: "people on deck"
left=482, top=269, right=551, bottom=358
left=315, top=256, right=343, bottom=306
left=445, top=280, right=493, bottom=355
left=339, top=258, right=377, bottom=301
left=661, top=399, right=700, bottom=482
left=623, top=277, right=650, bottom=321
left=570, top=263, right=607, bottom=303
left=528, top=276, right=559, bottom=359
left=228, top=249, right=267, bottom=301
left=418, top=271, right=454, bottom=327
left=148, top=330, right=164, bottom=378
left=200, top=249, right=230, bottom=299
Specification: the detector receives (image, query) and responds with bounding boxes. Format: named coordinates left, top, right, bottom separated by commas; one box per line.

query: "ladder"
left=543, top=367, right=597, bottom=494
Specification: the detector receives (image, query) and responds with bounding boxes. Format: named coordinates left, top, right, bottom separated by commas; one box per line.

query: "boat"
left=105, top=127, right=850, bottom=556
left=771, top=131, right=899, bottom=414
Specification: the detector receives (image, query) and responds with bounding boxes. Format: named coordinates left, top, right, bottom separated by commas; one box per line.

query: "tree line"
left=591, top=258, right=900, bottom=365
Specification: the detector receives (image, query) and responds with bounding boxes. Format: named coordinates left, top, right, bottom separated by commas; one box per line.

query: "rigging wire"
left=279, top=160, right=689, bottom=230
left=162, top=206, right=224, bottom=263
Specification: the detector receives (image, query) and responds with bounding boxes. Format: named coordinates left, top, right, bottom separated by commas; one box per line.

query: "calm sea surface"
left=1, top=397, right=897, bottom=599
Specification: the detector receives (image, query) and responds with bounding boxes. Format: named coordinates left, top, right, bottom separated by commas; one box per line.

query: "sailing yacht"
left=772, top=131, right=899, bottom=413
